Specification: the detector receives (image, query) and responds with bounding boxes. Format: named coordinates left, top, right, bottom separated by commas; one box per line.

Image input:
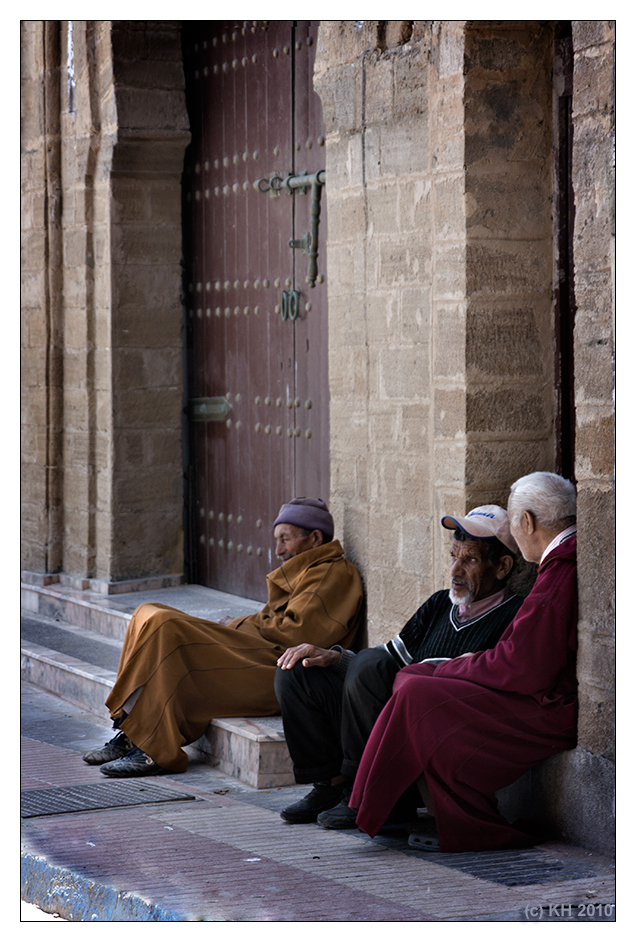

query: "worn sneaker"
left=316, top=790, right=358, bottom=830
left=82, top=730, right=134, bottom=766
left=100, top=746, right=164, bottom=777
left=280, top=782, right=345, bottom=824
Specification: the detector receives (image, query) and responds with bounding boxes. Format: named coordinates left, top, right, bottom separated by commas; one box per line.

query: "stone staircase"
left=20, top=580, right=296, bottom=789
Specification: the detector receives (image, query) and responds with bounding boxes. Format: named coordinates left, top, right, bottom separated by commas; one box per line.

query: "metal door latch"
left=187, top=397, right=232, bottom=422
left=256, top=170, right=325, bottom=288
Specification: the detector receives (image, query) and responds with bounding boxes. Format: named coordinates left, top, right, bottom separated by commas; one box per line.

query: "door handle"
left=281, top=290, right=299, bottom=322
left=289, top=290, right=299, bottom=321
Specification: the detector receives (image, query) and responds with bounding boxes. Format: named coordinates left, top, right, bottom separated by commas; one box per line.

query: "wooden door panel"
left=183, top=21, right=328, bottom=600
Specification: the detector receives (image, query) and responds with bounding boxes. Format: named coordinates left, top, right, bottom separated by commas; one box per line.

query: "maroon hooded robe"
left=351, top=536, right=577, bottom=852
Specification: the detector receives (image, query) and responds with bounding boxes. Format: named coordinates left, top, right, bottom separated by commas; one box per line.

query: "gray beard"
left=449, top=587, right=475, bottom=606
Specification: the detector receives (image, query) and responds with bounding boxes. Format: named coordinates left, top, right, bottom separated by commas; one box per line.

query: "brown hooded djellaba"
left=105, top=540, right=364, bottom=772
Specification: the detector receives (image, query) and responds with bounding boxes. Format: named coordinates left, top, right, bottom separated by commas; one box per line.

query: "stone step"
left=20, top=591, right=295, bottom=790
left=21, top=581, right=265, bottom=642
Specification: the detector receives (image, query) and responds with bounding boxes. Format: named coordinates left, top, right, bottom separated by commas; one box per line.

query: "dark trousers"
left=273, top=647, right=401, bottom=784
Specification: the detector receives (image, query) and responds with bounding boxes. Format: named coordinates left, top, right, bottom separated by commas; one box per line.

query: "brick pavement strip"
left=152, top=803, right=616, bottom=921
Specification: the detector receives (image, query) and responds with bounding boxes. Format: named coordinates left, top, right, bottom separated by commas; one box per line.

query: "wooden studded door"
left=182, top=21, right=329, bottom=601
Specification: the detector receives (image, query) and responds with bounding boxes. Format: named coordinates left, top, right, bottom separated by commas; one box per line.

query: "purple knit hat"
left=273, top=497, right=334, bottom=541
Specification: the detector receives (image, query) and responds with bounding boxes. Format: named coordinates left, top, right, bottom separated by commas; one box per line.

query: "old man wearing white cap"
left=81, top=498, right=364, bottom=778
left=275, top=504, right=522, bottom=829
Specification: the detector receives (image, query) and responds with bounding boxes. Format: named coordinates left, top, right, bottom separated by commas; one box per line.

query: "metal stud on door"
left=182, top=22, right=329, bottom=600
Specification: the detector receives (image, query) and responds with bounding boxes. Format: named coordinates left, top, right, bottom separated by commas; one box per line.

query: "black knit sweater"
left=383, top=589, right=524, bottom=667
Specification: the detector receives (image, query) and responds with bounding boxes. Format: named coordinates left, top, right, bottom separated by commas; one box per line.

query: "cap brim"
left=441, top=515, right=516, bottom=549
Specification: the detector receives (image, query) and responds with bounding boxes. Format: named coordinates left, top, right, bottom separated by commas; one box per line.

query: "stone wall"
left=21, top=21, right=65, bottom=578
left=566, top=19, right=615, bottom=852
left=20, top=21, right=189, bottom=590
left=315, top=21, right=557, bottom=641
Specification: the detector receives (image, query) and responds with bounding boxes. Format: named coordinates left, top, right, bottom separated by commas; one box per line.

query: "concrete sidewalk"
left=20, top=680, right=615, bottom=923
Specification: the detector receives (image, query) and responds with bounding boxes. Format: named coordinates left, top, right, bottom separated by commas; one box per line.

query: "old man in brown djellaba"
left=81, top=498, right=364, bottom=778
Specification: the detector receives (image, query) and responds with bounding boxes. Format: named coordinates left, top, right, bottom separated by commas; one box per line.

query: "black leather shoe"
left=316, top=795, right=358, bottom=830
left=280, top=782, right=345, bottom=823
left=82, top=730, right=134, bottom=765
left=100, top=746, right=164, bottom=777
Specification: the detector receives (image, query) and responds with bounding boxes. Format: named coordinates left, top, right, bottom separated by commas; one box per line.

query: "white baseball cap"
left=441, top=504, right=518, bottom=555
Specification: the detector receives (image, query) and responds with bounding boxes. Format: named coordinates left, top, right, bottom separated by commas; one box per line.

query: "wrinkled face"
left=449, top=538, right=506, bottom=605
left=274, top=523, right=320, bottom=562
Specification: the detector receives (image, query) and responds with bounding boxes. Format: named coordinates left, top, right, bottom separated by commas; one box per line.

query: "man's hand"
left=217, top=616, right=234, bottom=626
left=277, top=644, right=341, bottom=671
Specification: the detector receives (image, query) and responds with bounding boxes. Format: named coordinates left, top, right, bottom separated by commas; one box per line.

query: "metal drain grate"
left=359, top=831, right=599, bottom=887
left=21, top=781, right=196, bottom=818
left=425, top=848, right=598, bottom=887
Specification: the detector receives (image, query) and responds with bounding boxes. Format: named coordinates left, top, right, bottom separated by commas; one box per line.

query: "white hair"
left=508, top=472, right=576, bottom=530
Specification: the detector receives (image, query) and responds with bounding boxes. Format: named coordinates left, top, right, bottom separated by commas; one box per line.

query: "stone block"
left=364, top=513, right=401, bottom=570
left=325, top=241, right=355, bottom=296
left=315, top=62, right=361, bottom=134
left=378, top=119, right=430, bottom=176
left=466, top=303, right=545, bottom=379
left=113, top=386, right=181, bottom=429
left=378, top=343, right=430, bottom=400
left=433, top=386, right=466, bottom=438
left=367, top=403, right=399, bottom=454
left=400, top=286, right=432, bottom=344
left=21, top=269, right=47, bottom=309
left=435, top=21, right=465, bottom=78
left=323, top=132, right=363, bottom=191
left=115, top=88, right=189, bottom=133
left=399, top=177, right=432, bottom=234
left=379, top=235, right=432, bottom=287
left=572, top=20, right=615, bottom=53
left=400, top=514, right=435, bottom=576
left=328, top=293, right=366, bottom=348
left=364, top=56, right=395, bottom=127
left=366, top=567, right=424, bottom=644
left=433, top=174, right=467, bottom=243
left=112, top=466, right=181, bottom=514
left=576, top=680, right=615, bottom=757
left=112, top=347, right=182, bottom=390
left=575, top=486, right=615, bottom=659
left=392, top=49, right=428, bottom=119
left=315, top=21, right=375, bottom=72
left=572, top=40, right=615, bottom=119
left=365, top=290, right=398, bottom=345
left=465, top=29, right=543, bottom=73
left=433, top=241, right=466, bottom=300
left=574, top=312, right=614, bottom=406
left=329, top=401, right=368, bottom=456
left=337, top=191, right=366, bottom=241
left=114, top=223, right=183, bottom=266
left=466, top=166, right=551, bottom=241
left=466, top=440, right=552, bottom=490
left=433, top=302, right=466, bottom=378
left=466, top=386, right=548, bottom=436
left=366, top=183, right=399, bottom=235
left=111, top=180, right=148, bottom=223
left=373, top=453, right=430, bottom=516
left=575, top=410, right=615, bottom=479
left=433, top=441, right=466, bottom=489
left=400, top=403, right=430, bottom=452
left=465, top=241, right=551, bottom=300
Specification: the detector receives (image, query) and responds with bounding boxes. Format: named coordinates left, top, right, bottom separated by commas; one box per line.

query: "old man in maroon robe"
left=350, top=471, right=578, bottom=853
